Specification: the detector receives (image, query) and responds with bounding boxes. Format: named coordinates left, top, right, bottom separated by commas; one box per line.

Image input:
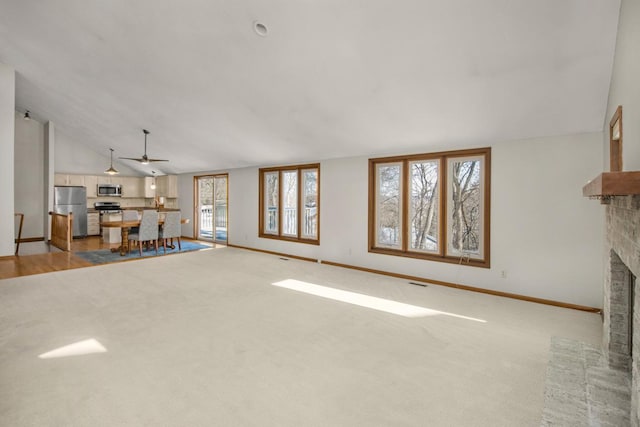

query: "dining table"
left=100, top=218, right=189, bottom=256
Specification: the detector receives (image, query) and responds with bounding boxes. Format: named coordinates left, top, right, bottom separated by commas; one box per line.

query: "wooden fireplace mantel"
left=583, top=171, right=640, bottom=201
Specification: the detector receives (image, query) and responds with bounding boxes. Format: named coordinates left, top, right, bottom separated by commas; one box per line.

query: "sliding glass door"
left=195, top=174, right=228, bottom=243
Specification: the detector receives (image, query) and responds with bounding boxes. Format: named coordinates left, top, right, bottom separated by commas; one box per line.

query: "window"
left=259, top=164, right=320, bottom=244
left=369, top=148, right=490, bottom=267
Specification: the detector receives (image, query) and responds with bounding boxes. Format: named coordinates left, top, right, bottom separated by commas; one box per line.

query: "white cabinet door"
left=121, top=177, right=142, bottom=198
left=166, top=175, right=178, bottom=198
left=96, top=175, right=122, bottom=185
left=54, top=174, right=85, bottom=186
left=109, top=176, right=123, bottom=186
left=85, top=175, right=98, bottom=197
left=155, top=175, right=178, bottom=198
left=156, top=175, right=167, bottom=197
left=67, top=175, right=85, bottom=186
left=144, top=177, right=156, bottom=198
left=87, top=212, right=100, bottom=235
left=54, top=174, right=67, bottom=186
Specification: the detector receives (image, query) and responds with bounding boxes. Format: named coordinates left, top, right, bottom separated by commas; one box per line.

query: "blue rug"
left=76, top=241, right=211, bottom=265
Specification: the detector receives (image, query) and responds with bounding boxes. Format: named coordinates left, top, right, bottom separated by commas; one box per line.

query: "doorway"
left=195, top=174, right=228, bottom=243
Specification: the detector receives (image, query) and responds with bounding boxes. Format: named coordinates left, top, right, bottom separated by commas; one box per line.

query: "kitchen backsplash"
left=87, top=197, right=178, bottom=208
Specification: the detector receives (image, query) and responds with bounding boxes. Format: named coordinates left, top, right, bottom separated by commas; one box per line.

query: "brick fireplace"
left=603, top=195, right=640, bottom=426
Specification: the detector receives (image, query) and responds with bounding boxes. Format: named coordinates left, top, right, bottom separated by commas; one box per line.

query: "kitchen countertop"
left=88, top=207, right=180, bottom=212
left=123, top=207, right=181, bottom=212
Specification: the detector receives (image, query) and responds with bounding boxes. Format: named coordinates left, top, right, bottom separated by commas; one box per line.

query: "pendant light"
left=23, top=110, right=31, bottom=121
left=150, top=171, right=156, bottom=189
left=104, top=148, right=119, bottom=175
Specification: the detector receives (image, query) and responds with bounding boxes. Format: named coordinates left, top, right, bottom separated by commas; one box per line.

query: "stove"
left=94, top=201, right=121, bottom=212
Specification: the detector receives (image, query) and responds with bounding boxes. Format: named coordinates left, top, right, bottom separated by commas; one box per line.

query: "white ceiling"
left=0, top=0, right=621, bottom=174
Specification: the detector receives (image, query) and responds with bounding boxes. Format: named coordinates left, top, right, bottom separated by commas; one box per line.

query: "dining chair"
left=128, top=210, right=158, bottom=256
left=159, top=211, right=181, bottom=253
left=122, top=210, right=139, bottom=249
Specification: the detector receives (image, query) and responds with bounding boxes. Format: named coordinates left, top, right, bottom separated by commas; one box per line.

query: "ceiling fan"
left=120, top=129, right=168, bottom=164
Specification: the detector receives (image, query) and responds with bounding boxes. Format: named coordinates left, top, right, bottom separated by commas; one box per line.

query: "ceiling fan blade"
left=120, top=130, right=169, bottom=164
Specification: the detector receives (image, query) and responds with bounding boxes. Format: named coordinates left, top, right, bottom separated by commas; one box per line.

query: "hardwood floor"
left=0, top=236, right=215, bottom=280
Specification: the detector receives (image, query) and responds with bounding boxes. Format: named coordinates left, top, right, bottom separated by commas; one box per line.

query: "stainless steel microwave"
left=97, top=183, right=122, bottom=197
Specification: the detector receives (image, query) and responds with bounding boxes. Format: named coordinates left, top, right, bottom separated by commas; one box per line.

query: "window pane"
left=264, top=172, right=278, bottom=234
left=447, top=156, right=483, bottom=258
left=301, top=169, right=318, bottom=239
left=408, top=160, right=439, bottom=253
left=282, top=171, right=298, bottom=237
left=213, top=176, right=227, bottom=243
left=375, top=163, right=402, bottom=248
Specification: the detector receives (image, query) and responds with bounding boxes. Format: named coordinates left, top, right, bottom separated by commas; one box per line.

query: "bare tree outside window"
left=376, top=164, right=402, bottom=247
left=449, top=159, right=481, bottom=254
left=369, top=147, right=490, bottom=267
left=409, top=161, right=439, bottom=252
left=265, top=172, right=278, bottom=234
left=302, top=169, right=318, bottom=238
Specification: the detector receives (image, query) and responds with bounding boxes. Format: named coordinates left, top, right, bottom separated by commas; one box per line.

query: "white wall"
left=0, top=64, right=15, bottom=256
left=604, top=0, right=640, bottom=170
left=14, top=113, right=45, bottom=238
left=179, top=132, right=605, bottom=307
left=55, top=131, right=140, bottom=176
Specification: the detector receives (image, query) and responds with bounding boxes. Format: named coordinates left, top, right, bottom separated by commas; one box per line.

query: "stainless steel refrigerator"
left=54, top=186, right=88, bottom=238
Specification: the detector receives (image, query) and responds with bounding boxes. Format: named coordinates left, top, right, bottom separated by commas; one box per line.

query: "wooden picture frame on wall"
left=610, top=105, right=623, bottom=172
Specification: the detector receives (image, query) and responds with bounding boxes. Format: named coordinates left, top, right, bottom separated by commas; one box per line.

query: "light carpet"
left=0, top=247, right=602, bottom=426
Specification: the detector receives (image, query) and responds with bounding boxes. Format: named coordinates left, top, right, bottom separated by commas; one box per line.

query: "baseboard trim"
left=0, top=255, right=15, bottom=260
left=227, top=244, right=318, bottom=263
left=320, top=260, right=601, bottom=313
left=15, top=236, right=45, bottom=243
left=226, top=244, right=601, bottom=314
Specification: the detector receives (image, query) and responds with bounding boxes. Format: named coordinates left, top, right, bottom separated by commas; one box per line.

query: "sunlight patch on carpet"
left=272, top=279, right=487, bottom=322
left=38, top=338, right=107, bottom=359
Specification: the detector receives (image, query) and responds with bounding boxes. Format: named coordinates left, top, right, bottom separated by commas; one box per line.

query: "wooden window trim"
left=193, top=173, right=228, bottom=241
left=405, top=157, right=443, bottom=257
left=368, top=147, right=491, bottom=268
left=259, top=163, right=320, bottom=245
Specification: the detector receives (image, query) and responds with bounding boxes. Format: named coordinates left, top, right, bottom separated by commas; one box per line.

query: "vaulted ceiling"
left=0, top=0, right=621, bottom=174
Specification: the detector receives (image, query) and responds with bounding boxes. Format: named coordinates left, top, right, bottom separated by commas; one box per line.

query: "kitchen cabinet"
left=54, top=174, right=85, bottom=186
left=102, top=212, right=122, bottom=243
left=144, top=177, right=156, bottom=198
left=56, top=174, right=147, bottom=199
left=156, top=175, right=178, bottom=198
left=85, top=175, right=98, bottom=197
left=121, top=176, right=143, bottom=198
left=87, top=212, right=100, bottom=235
left=97, top=176, right=123, bottom=185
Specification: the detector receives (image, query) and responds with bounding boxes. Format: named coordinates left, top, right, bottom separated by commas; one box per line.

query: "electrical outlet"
left=501, top=270, right=507, bottom=279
